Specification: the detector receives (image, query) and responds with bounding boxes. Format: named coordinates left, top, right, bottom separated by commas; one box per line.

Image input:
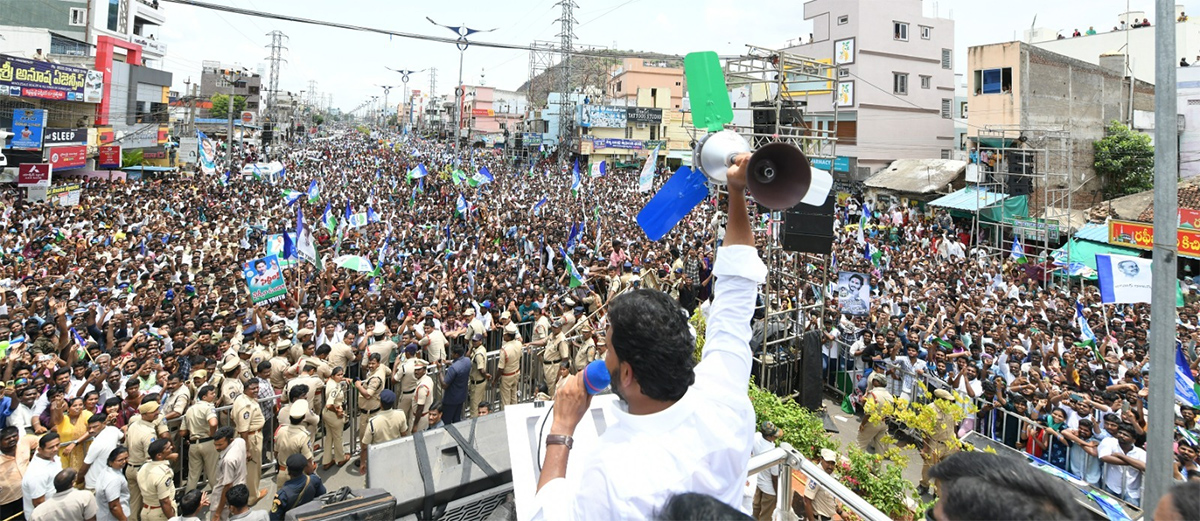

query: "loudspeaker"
left=1007, top=176, right=1033, bottom=197
left=746, top=143, right=812, bottom=210
left=367, top=413, right=512, bottom=520
left=285, top=488, right=396, bottom=521
left=780, top=195, right=835, bottom=254
left=797, top=330, right=824, bottom=411
left=751, top=101, right=804, bottom=127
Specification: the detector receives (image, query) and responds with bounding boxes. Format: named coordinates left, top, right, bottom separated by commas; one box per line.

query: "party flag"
left=590, top=160, right=607, bottom=178
left=282, top=189, right=303, bottom=206
left=560, top=247, right=585, bottom=289
left=321, top=202, right=337, bottom=234
left=531, top=196, right=547, bottom=215
left=570, top=159, right=581, bottom=197
left=306, top=180, right=320, bottom=203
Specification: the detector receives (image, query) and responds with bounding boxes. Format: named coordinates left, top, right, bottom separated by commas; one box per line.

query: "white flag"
left=638, top=146, right=660, bottom=192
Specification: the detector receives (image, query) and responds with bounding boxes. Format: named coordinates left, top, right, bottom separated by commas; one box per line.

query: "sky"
left=154, top=0, right=1187, bottom=112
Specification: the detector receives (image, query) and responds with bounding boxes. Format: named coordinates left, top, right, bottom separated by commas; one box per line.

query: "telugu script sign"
left=0, top=54, right=102, bottom=103
left=1109, top=219, right=1200, bottom=259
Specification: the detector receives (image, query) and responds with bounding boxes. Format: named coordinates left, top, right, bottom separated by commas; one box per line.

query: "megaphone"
left=693, top=129, right=831, bottom=210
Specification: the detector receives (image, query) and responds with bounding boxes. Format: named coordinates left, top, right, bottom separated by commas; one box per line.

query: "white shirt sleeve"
left=694, top=245, right=768, bottom=398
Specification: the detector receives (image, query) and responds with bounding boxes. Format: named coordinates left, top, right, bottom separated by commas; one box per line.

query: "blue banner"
left=592, top=138, right=644, bottom=150
left=8, top=108, right=46, bottom=150
left=1177, top=343, right=1200, bottom=407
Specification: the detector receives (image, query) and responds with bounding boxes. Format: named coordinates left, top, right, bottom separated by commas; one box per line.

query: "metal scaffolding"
left=970, top=126, right=1073, bottom=289
left=720, top=45, right=840, bottom=396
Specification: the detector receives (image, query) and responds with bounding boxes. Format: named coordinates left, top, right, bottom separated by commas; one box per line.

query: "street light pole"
left=387, top=68, right=426, bottom=136
left=220, top=66, right=248, bottom=175
left=378, top=86, right=393, bottom=130
left=428, top=17, right=495, bottom=159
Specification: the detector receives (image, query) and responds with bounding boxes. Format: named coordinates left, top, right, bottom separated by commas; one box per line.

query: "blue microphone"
left=582, top=360, right=611, bottom=395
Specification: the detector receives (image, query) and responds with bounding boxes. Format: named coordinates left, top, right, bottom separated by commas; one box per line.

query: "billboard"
left=8, top=109, right=47, bottom=150
left=1109, top=218, right=1200, bottom=259
left=97, top=145, right=122, bottom=169
left=0, top=54, right=102, bottom=103
left=592, top=138, right=644, bottom=150
left=580, top=105, right=627, bottom=128
left=17, top=163, right=52, bottom=187
left=625, top=107, right=663, bottom=124
left=43, top=128, right=88, bottom=146
left=46, top=145, right=87, bottom=171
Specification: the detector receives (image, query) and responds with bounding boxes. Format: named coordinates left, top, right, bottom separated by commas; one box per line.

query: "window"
left=625, top=125, right=633, bottom=139
left=674, top=81, right=681, bottom=86
left=941, top=149, right=952, bottom=159
left=941, top=49, right=952, bottom=69
left=107, top=0, right=120, bottom=31
left=893, top=72, right=908, bottom=95
left=615, top=81, right=622, bottom=92
left=920, top=26, right=932, bottom=39
left=69, top=8, right=87, bottom=26
left=839, top=67, right=849, bottom=78
left=650, top=125, right=658, bottom=140
left=960, top=101, right=968, bottom=116
left=920, top=75, right=931, bottom=89
left=974, top=67, right=1013, bottom=94
left=838, top=15, right=849, bottom=25
left=941, top=98, right=952, bottom=118
left=894, top=22, right=908, bottom=41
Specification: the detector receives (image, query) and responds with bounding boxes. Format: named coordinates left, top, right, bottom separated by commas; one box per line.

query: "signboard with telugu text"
left=46, top=145, right=87, bottom=171
left=98, top=145, right=122, bottom=169
left=17, top=163, right=52, bottom=187
left=1109, top=219, right=1200, bottom=259
left=0, top=54, right=102, bottom=103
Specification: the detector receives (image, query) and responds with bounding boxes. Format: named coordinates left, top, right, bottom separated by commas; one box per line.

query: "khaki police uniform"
left=165, top=386, right=192, bottom=419
left=361, top=409, right=408, bottom=446
left=542, top=332, right=568, bottom=389
left=269, top=354, right=291, bottom=393
left=857, top=387, right=894, bottom=454
left=572, top=337, right=596, bottom=373
left=411, top=374, right=434, bottom=433
left=125, top=417, right=157, bottom=520
left=182, top=400, right=218, bottom=491
left=921, top=407, right=959, bottom=487
left=219, top=377, right=243, bottom=408
left=327, top=341, right=355, bottom=371
left=232, top=392, right=266, bottom=504
left=356, top=366, right=388, bottom=444
left=137, top=459, right=176, bottom=521
left=274, top=424, right=314, bottom=487
left=394, top=358, right=421, bottom=431
left=278, top=402, right=320, bottom=443
left=322, top=380, right=349, bottom=466
left=31, top=489, right=97, bottom=521
left=498, top=339, right=523, bottom=407
left=467, top=344, right=488, bottom=418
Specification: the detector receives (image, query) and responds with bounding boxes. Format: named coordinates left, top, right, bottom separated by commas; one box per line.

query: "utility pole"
left=1145, top=0, right=1178, bottom=517
left=220, top=66, right=248, bottom=175
left=379, top=85, right=394, bottom=129
left=265, top=30, right=288, bottom=153
left=555, top=0, right=578, bottom=173
left=429, top=17, right=495, bottom=159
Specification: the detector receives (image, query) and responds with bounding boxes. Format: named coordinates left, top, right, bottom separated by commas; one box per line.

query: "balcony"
left=135, top=1, right=167, bottom=26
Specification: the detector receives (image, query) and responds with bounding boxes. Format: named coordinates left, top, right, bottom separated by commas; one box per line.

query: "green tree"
left=121, top=149, right=144, bottom=168
left=208, top=93, right=247, bottom=118
left=1094, top=119, right=1154, bottom=197
left=312, top=114, right=325, bottom=126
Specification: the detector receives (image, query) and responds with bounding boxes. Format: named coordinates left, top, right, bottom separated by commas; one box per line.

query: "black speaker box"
left=797, top=330, right=824, bottom=411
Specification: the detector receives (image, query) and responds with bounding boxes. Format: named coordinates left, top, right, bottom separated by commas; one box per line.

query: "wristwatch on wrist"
left=546, top=434, right=573, bottom=450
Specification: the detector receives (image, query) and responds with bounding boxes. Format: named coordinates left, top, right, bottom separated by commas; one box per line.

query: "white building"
left=785, top=0, right=957, bottom=179
left=1026, top=6, right=1196, bottom=85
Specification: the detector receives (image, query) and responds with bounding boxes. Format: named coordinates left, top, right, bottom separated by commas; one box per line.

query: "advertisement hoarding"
left=43, top=128, right=88, bottom=146
left=98, top=145, right=122, bottom=169
left=46, top=145, right=87, bottom=171
left=0, top=54, right=102, bottom=102
left=580, top=105, right=627, bottom=128
left=17, top=163, right=52, bottom=187
left=625, top=107, right=663, bottom=124
left=592, top=138, right=644, bottom=150
left=1109, top=219, right=1200, bottom=259
left=8, top=109, right=47, bottom=150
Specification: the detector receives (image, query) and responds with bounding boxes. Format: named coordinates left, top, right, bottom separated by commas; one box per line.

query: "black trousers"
left=1, top=499, right=24, bottom=521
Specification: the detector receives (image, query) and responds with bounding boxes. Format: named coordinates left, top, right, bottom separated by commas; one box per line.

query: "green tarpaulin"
left=1052, top=238, right=1144, bottom=280
left=979, top=195, right=1029, bottom=223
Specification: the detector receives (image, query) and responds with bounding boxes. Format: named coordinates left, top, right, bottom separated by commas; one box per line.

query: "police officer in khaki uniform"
left=232, top=379, right=266, bottom=506
left=392, top=344, right=422, bottom=432
left=137, top=439, right=177, bottom=521
left=358, top=390, right=407, bottom=474
left=218, top=358, right=244, bottom=408
left=353, top=353, right=388, bottom=448
left=321, top=366, right=351, bottom=469
left=274, top=400, right=315, bottom=488
left=278, top=384, right=320, bottom=445
left=467, top=333, right=491, bottom=419
left=126, top=401, right=161, bottom=521
left=162, top=375, right=192, bottom=422
left=530, top=319, right=568, bottom=389
left=495, top=323, right=523, bottom=408
left=410, top=360, right=435, bottom=433
left=180, top=385, right=219, bottom=492
left=571, top=325, right=597, bottom=373
left=268, top=341, right=292, bottom=395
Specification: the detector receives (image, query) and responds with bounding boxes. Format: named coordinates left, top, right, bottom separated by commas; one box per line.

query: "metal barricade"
left=749, top=442, right=890, bottom=521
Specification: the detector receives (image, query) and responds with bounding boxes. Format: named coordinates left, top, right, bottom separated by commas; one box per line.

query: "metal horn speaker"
left=745, top=142, right=812, bottom=210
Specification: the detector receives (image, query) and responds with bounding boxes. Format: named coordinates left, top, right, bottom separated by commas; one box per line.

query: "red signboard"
left=97, top=145, right=122, bottom=170
left=17, top=163, right=52, bottom=187
left=471, top=108, right=494, bottom=117
left=157, top=126, right=168, bottom=144
left=1180, top=209, right=1200, bottom=229
left=47, top=145, right=87, bottom=171
left=1109, top=219, right=1200, bottom=259
left=22, top=88, right=67, bottom=100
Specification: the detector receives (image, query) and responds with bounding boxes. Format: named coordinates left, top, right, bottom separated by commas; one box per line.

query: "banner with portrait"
left=265, top=233, right=297, bottom=268
left=243, top=254, right=288, bottom=305
left=836, top=271, right=871, bottom=315
left=1095, top=253, right=1151, bottom=304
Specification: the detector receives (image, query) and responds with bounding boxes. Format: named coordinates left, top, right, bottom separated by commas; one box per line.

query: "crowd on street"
left=1, top=124, right=1197, bottom=521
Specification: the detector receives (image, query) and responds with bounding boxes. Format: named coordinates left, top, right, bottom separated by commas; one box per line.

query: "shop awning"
left=1073, top=223, right=1110, bottom=243
left=927, top=186, right=1010, bottom=211
left=1051, top=238, right=1144, bottom=279
left=121, top=166, right=176, bottom=172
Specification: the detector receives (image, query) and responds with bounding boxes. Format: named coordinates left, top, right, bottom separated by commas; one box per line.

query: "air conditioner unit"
left=636, top=122, right=647, bottom=129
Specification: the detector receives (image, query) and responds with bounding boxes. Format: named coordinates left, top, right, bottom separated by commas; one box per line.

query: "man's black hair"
left=214, top=425, right=236, bottom=442
left=179, top=489, right=205, bottom=516
left=928, top=452, right=1082, bottom=520
left=608, top=289, right=695, bottom=401
left=39, top=431, right=60, bottom=449
left=1170, top=481, right=1200, bottom=520
left=655, top=492, right=752, bottom=520
left=226, top=484, right=250, bottom=509
left=288, top=384, right=308, bottom=403
left=148, top=438, right=170, bottom=459
left=53, top=468, right=77, bottom=493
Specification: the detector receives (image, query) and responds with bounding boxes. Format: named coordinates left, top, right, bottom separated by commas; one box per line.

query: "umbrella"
left=332, top=255, right=374, bottom=273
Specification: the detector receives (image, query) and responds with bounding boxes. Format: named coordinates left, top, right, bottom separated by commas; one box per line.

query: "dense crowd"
left=1, top=124, right=1197, bottom=521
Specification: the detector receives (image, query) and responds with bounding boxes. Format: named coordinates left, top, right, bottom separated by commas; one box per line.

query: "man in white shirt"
left=750, top=422, right=783, bottom=521
left=9, top=386, right=38, bottom=434
left=1097, top=424, right=1146, bottom=507
left=22, top=432, right=63, bottom=515
left=79, top=414, right=124, bottom=489
left=94, top=446, right=131, bottom=521
left=533, top=156, right=766, bottom=519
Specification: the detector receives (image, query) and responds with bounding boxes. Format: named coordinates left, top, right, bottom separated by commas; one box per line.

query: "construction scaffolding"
left=721, top=45, right=840, bottom=397
left=970, top=126, right=1073, bottom=289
